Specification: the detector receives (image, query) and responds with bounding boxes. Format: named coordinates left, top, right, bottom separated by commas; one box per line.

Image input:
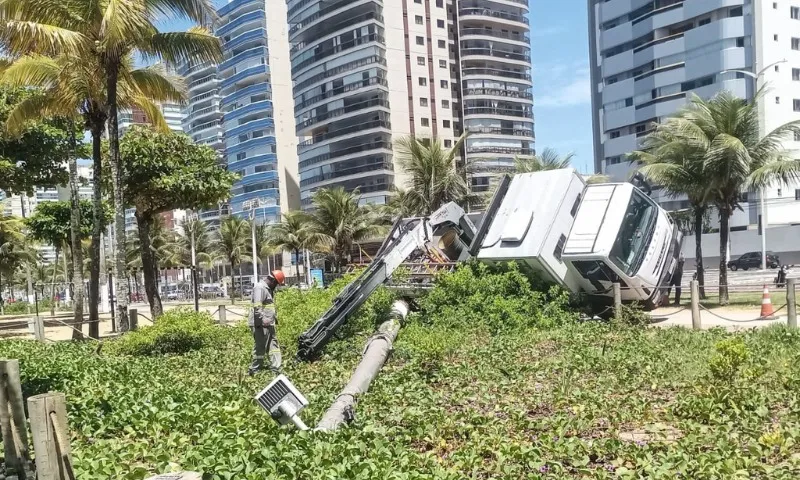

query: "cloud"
left=534, top=62, right=592, bottom=108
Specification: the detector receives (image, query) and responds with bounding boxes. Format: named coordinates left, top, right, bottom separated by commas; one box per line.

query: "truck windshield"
left=610, top=190, right=657, bottom=276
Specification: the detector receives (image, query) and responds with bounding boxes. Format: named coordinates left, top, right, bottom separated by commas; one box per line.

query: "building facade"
left=288, top=0, right=534, bottom=204
left=216, top=0, right=300, bottom=222
left=588, top=0, right=800, bottom=228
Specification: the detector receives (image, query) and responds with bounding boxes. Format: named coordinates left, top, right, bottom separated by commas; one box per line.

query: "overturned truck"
left=297, top=169, right=683, bottom=360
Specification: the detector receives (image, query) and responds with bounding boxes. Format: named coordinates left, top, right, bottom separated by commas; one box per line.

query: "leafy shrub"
left=415, top=261, right=575, bottom=334
left=613, top=302, right=651, bottom=328
left=4, top=301, right=30, bottom=314
left=708, top=337, right=750, bottom=382
left=106, top=308, right=222, bottom=356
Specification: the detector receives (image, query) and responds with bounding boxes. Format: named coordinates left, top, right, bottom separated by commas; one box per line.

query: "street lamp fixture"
left=720, top=58, right=787, bottom=271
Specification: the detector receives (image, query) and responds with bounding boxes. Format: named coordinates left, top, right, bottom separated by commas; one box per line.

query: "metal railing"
left=297, top=98, right=390, bottom=130
left=461, top=67, right=531, bottom=81
left=459, top=8, right=530, bottom=24
left=294, top=55, right=386, bottom=91
left=292, top=34, right=384, bottom=72
left=460, top=28, right=530, bottom=43
left=297, top=119, right=391, bottom=150
left=463, top=106, right=534, bottom=118
left=299, top=140, right=392, bottom=169
left=300, top=161, right=394, bottom=187
left=295, top=76, right=388, bottom=111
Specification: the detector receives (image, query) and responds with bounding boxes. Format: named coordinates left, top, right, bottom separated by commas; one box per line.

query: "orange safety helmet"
left=269, top=270, right=286, bottom=286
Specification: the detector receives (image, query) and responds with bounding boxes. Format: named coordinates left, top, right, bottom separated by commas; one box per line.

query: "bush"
left=4, top=301, right=30, bottom=314
left=106, top=308, right=222, bottom=356
left=415, top=261, right=575, bottom=334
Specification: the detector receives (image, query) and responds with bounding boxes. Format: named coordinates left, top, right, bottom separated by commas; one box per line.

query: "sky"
left=161, top=0, right=597, bottom=174
left=529, top=0, right=594, bottom=174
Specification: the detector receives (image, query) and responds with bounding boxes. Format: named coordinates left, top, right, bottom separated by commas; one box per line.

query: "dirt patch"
left=618, top=423, right=682, bottom=443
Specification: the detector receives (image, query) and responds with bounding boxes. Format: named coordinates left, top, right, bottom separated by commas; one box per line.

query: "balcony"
left=300, top=161, right=393, bottom=187
left=224, top=28, right=265, bottom=52
left=463, top=106, right=533, bottom=118
left=189, top=90, right=220, bottom=104
left=466, top=126, right=533, bottom=137
left=462, top=88, right=532, bottom=100
left=219, top=46, right=266, bottom=72
left=460, top=47, right=530, bottom=63
left=216, top=10, right=264, bottom=38
left=459, top=8, right=529, bottom=25
left=460, top=28, right=529, bottom=44
left=299, top=140, right=392, bottom=169
left=461, top=67, right=531, bottom=82
left=298, top=119, right=391, bottom=151
left=295, top=55, right=387, bottom=92
left=188, top=74, right=218, bottom=89
left=290, top=0, right=360, bottom=35
left=226, top=117, right=275, bottom=139
left=218, top=0, right=260, bottom=17
left=185, top=105, right=220, bottom=122
left=296, top=77, right=388, bottom=112
left=222, top=82, right=271, bottom=107
left=223, top=100, right=273, bottom=123
left=467, top=146, right=532, bottom=155
left=297, top=98, right=390, bottom=131
left=292, top=33, right=384, bottom=73
left=220, top=64, right=269, bottom=90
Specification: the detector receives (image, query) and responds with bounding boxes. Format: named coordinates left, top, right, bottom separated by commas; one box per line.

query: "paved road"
left=680, top=267, right=796, bottom=290
left=650, top=305, right=787, bottom=331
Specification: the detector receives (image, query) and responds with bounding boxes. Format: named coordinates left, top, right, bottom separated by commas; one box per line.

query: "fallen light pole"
left=255, top=375, right=310, bottom=431
left=316, top=299, right=410, bottom=431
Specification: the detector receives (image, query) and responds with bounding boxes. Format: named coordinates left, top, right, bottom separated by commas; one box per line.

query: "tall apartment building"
left=588, top=0, right=800, bottom=227
left=288, top=0, right=534, bottom=205
left=216, top=0, right=300, bottom=222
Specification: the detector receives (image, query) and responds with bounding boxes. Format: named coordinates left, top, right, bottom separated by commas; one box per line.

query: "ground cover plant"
left=2, top=263, right=800, bottom=478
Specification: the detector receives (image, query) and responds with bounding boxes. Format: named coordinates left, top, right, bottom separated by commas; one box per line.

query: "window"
left=444, top=139, right=452, bottom=147
left=793, top=6, right=800, bottom=19
left=625, top=97, right=633, bottom=107
left=570, top=194, right=582, bottom=217
left=419, top=77, right=427, bottom=86
left=443, top=119, right=450, bottom=127
left=417, top=56, right=426, bottom=65
left=610, top=131, right=621, bottom=139
left=776, top=65, right=780, bottom=72
left=419, top=97, right=428, bottom=107
left=795, top=189, right=800, bottom=200
left=794, top=99, right=800, bottom=112
left=776, top=96, right=781, bottom=104
left=793, top=68, right=800, bottom=81
left=606, top=156, right=621, bottom=166
left=610, top=191, right=657, bottom=276
left=553, top=234, right=567, bottom=262
left=438, top=39, right=446, bottom=48
left=415, top=15, right=423, bottom=25
left=778, top=188, right=783, bottom=197
left=793, top=37, right=800, bottom=50
left=440, top=80, right=449, bottom=88
left=775, top=34, right=779, bottom=41
left=437, top=19, right=445, bottom=28
left=236, top=152, right=247, bottom=161
left=416, top=36, right=424, bottom=45
left=421, top=118, right=429, bottom=126
left=737, top=37, right=745, bottom=47
left=415, top=0, right=422, bottom=3
left=698, top=17, right=711, bottom=26
left=439, top=59, right=447, bottom=68
left=729, top=6, right=742, bottom=17
left=436, top=0, right=443, bottom=7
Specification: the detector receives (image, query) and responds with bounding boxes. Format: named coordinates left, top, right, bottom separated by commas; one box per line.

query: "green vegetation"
left=3, top=266, right=800, bottom=478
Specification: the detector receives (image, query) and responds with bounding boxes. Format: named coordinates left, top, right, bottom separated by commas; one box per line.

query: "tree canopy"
left=26, top=201, right=109, bottom=251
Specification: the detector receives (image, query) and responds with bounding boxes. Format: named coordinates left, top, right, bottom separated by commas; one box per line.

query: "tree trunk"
left=50, top=249, right=59, bottom=316
left=68, top=138, right=85, bottom=340
left=107, top=62, right=130, bottom=331
left=230, top=261, right=236, bottom=304
left=719, top=209, right=730, bottom=306
left=295, top=249, right=301, bottom=284
left=136, top=213, right=164, bottom=319
left=693, top=207, right=706, bottom=299
left=88, top=124, right=103, bottom=339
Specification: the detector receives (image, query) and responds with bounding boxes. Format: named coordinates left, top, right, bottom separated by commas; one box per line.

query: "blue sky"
left=161, top=0, right=596, bottom=173
left=529, top=0, right=594, bottom=174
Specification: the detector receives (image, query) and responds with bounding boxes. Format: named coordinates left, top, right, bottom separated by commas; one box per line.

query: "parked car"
left=727, top=251, right=779, bottom=271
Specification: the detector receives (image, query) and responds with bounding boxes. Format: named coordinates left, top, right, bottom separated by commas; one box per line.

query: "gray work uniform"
left=248, top=279, right=281, bottom=374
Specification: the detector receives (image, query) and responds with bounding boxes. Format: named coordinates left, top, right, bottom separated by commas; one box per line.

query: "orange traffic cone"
left=760, top=284, right=776, bottom=319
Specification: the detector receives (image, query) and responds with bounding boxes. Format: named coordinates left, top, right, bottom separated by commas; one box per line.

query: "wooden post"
left=613, top=283, right=622, bottom=320
left=28, top=392, right=74, bottom=480
left=33, top=316, right=45, bottom=342
left=129, top=308, right=138, bottom=331
left=218, top=305, right=227, bottom=324
left=0, top=360, right=30, bottom=478
left=787, top=278, right=797, bottom=329
left=691, top=280, right=701, bottom=330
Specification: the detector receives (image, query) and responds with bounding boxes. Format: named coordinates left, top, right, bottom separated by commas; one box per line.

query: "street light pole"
left=189, top=212, right=199, bottom=312
left=246, top=200, right=260, bottom=286
left=721, top=58, right=786, bottom=270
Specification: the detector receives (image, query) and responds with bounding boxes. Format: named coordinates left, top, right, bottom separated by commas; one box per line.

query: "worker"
left=248, top=270, right=285, bottom=376
left=669, top=253, right=685, bottom=306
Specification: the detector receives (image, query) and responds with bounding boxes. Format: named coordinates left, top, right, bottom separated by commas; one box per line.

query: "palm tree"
left=515, top=147, right=610, bottom=184
left=393, top=135, right=477, bottom=216
left=305, top=188, right=384, bottom=272
left=1, top=56, right=187, bottom=336
left=215, top=216, right=250, bottom=303
left=0, top=0, right=222, bottom=330
left=630, top=119, right=713, bottom=298
left=659, top=91, right=800, bottom=304
left=265, top=211, right=319, bottom=283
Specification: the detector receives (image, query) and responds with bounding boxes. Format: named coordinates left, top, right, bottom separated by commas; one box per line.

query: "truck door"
left=571, top=260, right=627, bottom=293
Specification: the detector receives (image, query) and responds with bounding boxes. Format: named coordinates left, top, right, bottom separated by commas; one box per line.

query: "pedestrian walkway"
left=649, top=304, right=786, bottom=330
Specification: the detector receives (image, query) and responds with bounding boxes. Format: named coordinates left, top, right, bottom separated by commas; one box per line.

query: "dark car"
left=727, top=251, right=779, bottom=271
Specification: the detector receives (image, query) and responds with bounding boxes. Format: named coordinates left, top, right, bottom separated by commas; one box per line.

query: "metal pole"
left=691, top=280, right=701, bottom=330
left=761, top=188, right=768, bottom=270
left=787, top=277, right=797, bottom=328
left=108, top=270, right=115, bottom=333
left=190, top=225, right=199, bottom=312
left=250, top=208, right=258, bottom=285
left=613, top=283, right=621, bottom=320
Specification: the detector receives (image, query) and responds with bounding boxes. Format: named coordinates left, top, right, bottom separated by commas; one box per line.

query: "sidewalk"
left=649, top=304, right=786, bottom=330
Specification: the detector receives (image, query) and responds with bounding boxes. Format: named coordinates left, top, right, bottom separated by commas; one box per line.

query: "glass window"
left=421, top=118, right=429, bottom=126
left=420, top=97, right=428, bottom=106
left=417, top=56, right=426, bottom=65
left=415, top=15, right=423, bottom=25
left=439, top=59, right=447, bottom=68
left=438, top=40, right=446, bottom=48
left=609, top=191, right=658, bottom=276
left=437, top=19, right=445, bottom=28
left=416, top=36, right=424, bottom=45
left=553, top=234, right=566, bottom=262
left=419, top=77, right=427, bottom=86
left=572, top=260, right=622, bottom=291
